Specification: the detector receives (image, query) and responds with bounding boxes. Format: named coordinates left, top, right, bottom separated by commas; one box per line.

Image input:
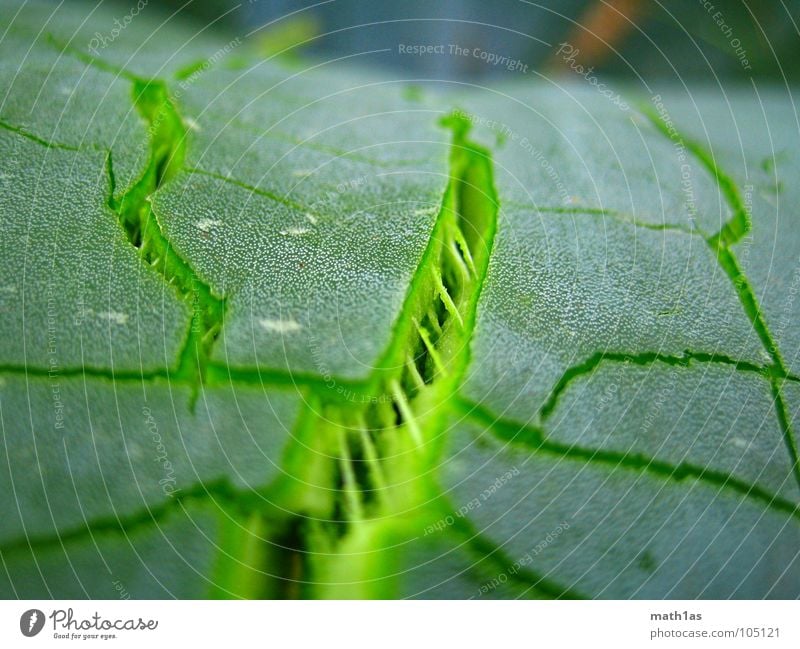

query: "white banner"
left=0, top=600, right=797, bottom=648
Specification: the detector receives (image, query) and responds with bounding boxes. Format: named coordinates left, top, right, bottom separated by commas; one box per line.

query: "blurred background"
left=148, top=0, right=799, bottom=83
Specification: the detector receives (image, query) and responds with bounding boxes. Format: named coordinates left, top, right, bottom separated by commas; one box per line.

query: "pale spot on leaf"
left=96, top=311, right=129, bottom=325
left=196, top=218, right=222, bottom=233
left=413, top=206, right=439, bottom=217
left=259, top=318, right=302, bottom=333
left=280, top=226, right=310, bottom=236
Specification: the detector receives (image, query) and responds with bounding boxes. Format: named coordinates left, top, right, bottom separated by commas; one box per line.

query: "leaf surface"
left=1, top=0, right=798, bottom=600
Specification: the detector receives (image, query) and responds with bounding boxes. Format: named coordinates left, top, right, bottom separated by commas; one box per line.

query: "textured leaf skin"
left=0, top=137, right=190, bottom=370
left=0, top=1, right=798, bottom=599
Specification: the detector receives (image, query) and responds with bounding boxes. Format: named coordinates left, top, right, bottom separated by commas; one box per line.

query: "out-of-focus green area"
left=153, top=0, right=799, bottom=83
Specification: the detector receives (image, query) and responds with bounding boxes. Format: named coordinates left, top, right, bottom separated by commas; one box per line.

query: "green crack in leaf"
left=0, top=117, right=80, bottom=151
left=642, top=104, right=800, bottom=491
left=206, top=111, right=506, bottom=599
left=108, top=77, right=226, bottom=394
left=539, top=349, right=797, bottom=420
left=2, top=1, right=799, bottom=599
left=457, top=398, right=800, bottom=518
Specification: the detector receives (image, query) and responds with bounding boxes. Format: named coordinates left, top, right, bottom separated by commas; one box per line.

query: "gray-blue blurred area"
left=153, top=0, right=800, bottom=83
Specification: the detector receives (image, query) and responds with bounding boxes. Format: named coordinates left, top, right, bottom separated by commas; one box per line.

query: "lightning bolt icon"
left=28, top=611, right=37, bottom=632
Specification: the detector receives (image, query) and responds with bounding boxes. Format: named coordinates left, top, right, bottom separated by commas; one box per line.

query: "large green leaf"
left=1, top=0, right=797, bottom=599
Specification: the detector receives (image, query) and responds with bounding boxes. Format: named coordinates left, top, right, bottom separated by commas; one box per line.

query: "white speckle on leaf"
left=731, top=437, right=750, bottom=449
left=305, top=213, right=318, bottom=224
left=196, top=218, right=222, bottom=233
left=259, top=318, right=302, bottom=333
left=413, top=206, right=438, bottom=217
left=292, top=169, right=314, bottom=178
left=96, top=311, right=129, bottom=325
left=280, top=226, right=310, bottom=236
left=185, top=117, right=201, bottom=132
